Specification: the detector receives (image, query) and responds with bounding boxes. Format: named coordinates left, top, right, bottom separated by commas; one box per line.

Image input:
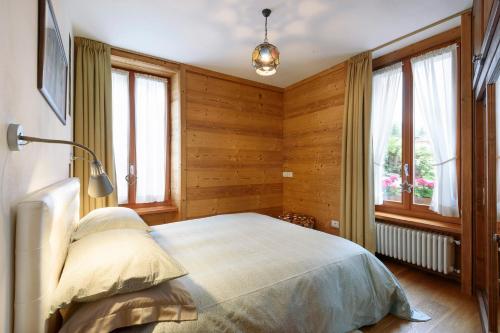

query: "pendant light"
left=252, top=8, right=280, bottom=76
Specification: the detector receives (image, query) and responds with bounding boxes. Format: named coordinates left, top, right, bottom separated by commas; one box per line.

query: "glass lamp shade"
left=88, top=160, right=114, bottom=198
left=252, top=42, right=280, bottom=76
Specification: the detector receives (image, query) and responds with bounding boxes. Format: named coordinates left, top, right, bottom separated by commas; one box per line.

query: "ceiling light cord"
left=264, top=16, right=268, bottom=43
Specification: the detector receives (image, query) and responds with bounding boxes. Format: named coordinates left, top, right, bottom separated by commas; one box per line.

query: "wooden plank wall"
left=283, top=62, right=347, bottom=234
left=184, top=69, right=284, bottom=219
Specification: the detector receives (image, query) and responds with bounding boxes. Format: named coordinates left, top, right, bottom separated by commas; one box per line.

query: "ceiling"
left=68, top=0, right=472, bottom=88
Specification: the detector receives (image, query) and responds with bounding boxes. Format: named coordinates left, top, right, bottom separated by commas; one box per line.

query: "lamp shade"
left=88, top=160, right=114, bottom=198
left=252, top=42, right=280, bottom=76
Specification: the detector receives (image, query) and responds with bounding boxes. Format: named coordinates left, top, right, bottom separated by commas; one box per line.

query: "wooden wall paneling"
left=283, top=62, right=347, bottom=234
left=184, top=70, right=284, bottom=220
left=461, top=11, right=474, bottom=296
left=183, top=64, right=283, bottom=93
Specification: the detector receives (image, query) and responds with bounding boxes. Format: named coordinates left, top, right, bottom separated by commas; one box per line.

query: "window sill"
left=132, top=205, right=178, bottom=216
left=375, top=212, right=461, bottom=235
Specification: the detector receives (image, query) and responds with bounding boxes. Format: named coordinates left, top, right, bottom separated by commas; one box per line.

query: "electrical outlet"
left=330, top=220, right=340, bottom=228
left=282, top=171, right=293, bottom=178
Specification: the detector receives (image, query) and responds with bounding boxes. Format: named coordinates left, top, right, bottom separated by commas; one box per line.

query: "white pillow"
left=50, top=229, right=187, bottom=314
left=72, top=207, right=150, bottom=241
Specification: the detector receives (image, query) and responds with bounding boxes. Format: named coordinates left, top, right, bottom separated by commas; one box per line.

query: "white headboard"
left=14, top=178, right=80, bottom=333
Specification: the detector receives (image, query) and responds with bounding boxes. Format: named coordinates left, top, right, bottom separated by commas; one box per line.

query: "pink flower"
left=415, top=177, right=434, bottom=188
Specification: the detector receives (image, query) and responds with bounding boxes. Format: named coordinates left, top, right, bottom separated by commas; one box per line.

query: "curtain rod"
left=370, top=8, right=471, bottom=53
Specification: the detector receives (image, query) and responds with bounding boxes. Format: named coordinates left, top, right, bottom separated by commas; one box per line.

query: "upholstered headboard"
left=14, top=178, right=80, bottom=333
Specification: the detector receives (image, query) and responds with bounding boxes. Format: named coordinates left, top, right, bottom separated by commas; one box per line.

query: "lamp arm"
left=19, top=135, right=98, bottom=161
left=7, top=124, right=114, bottom=198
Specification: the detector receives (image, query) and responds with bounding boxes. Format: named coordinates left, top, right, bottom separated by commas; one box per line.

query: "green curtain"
left=73, top=37, right=117, bottom=216
left=340, top=52, right=376, bottom=252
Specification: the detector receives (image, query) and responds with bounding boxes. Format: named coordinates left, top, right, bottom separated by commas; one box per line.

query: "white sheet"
left=119, top=213, right=426, bottom=333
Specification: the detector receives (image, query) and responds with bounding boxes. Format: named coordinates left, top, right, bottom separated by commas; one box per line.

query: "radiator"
left=375, top=222, right=457, bottom=275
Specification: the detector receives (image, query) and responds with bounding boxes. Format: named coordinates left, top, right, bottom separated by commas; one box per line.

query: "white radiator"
left=375, top=222, right=457, bottom=275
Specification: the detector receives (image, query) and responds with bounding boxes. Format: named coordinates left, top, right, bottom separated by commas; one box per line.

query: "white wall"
left=0, top=0, right=73, bottom=331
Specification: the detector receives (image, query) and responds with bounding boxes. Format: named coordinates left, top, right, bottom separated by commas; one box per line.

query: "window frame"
left=112, top=65, right=172, bottom=209
left=374, top=40, right=461, bottom=224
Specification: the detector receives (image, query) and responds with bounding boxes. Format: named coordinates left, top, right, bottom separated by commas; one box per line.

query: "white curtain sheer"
left=371, top=63, right=403, bottom=205
left=411, top=44, right=459, bottom=217
left=134, top=73, right=167, bottom=204
left=111, top=69, right=130, bottom=205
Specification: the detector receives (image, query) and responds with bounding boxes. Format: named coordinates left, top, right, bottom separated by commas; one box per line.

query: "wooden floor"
left=361, top=260, right=482, bottom=333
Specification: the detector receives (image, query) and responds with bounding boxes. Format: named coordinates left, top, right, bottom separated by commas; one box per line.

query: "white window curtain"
left=371, top=63, right=403, bottom=205
left=111, top=69, right=130, bottom=205
left=135, top=73, right=167, bottom=203
left=411, top=44, right=459, bottom=217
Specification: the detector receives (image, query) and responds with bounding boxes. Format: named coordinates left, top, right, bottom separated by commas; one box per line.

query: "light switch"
left=282, top=171, right=293, bottom=178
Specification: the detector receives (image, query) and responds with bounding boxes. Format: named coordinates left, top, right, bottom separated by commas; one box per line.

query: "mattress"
left=118, top=213, right=426, bottom=333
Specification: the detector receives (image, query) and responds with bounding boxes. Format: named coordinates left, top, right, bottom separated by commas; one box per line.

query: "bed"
left=14, top=178, right=428, bottom=333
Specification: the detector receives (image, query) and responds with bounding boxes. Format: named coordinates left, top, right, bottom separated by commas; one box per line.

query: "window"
left=111, top=68, right=170, bottom=206
left=372, top=44, right=459, bottom=221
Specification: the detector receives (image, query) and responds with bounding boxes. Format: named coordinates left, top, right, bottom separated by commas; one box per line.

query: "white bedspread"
left=119, top=213, right=425, bottom=333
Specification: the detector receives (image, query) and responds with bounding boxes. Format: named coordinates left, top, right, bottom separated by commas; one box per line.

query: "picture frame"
left=38, top=0, right=68, bottom=125
left=68, top=33, right=73, bottom=117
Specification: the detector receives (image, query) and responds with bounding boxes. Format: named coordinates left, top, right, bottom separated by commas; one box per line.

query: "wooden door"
left=475, top=75, right=500, bottom=333
left=473, top=1, right=500, bottom=331
left=484, top=82, right=499, bottom=332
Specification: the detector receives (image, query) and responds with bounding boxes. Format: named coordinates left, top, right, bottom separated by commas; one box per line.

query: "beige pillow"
left=51, top=229, right=187, bottom=314
left=72, top=207, right=151, bottom=241
left=59, top=280, right=197, bottom=333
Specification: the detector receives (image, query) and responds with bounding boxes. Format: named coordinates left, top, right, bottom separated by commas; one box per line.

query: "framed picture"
left=68, top=34, right=73, bottom=117
left=38, top=0, right=68, bottom=125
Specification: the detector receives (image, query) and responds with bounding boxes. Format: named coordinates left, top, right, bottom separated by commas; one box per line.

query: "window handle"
left=400, top=163, right=413, bottom=193
left=401, top=181, right=413, bottom=193
left=125, top=165, right=137, bottom=185
left=473, top=54, right=483, bottom=65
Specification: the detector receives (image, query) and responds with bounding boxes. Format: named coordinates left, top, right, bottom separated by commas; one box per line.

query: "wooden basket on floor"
left=278, top=212, right=316, bottom=229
